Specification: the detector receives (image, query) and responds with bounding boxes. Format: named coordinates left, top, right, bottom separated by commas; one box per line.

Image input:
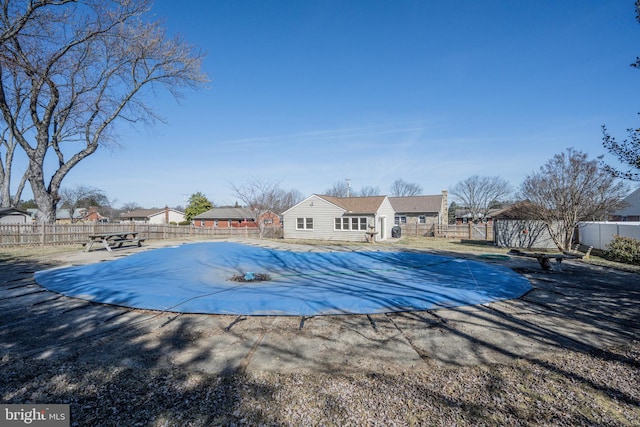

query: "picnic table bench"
left=508, top=249, right=583, bottom=271
left=84, top=231, right=145, bottom=253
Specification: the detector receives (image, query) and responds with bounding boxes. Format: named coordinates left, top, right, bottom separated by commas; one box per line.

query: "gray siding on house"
left=283, top=195, right=395, bottom=242
left=283, top=195, right=346, bottom=241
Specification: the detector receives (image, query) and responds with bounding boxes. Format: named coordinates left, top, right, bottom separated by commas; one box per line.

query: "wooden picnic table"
left=84, top=231, right=145, bottom=253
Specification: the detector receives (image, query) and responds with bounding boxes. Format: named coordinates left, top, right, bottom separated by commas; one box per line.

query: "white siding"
left=148, top=210, right=185, bottom=224
left=283, top=195, right=396, bottom=242
left=375, top=197, right=396, bottom=241
left=283, top=195, right=347, bottom=240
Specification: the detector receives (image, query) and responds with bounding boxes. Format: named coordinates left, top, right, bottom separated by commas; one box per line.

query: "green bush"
left=603, top=235, right=640, bottom=265
left=178, top=220, right=192, bottom=226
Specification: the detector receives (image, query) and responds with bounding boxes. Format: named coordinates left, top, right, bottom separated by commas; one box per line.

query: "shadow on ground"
left=1, top=246, right=639, bottom=425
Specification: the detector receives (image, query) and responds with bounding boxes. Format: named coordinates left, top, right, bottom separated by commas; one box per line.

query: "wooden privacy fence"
left=397, top=223, right=493, bottom=240
left=0, top=223, right=269, bottom=247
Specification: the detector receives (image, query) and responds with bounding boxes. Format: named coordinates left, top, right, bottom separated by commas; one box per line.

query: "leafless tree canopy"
left=325, top=181, right=351, bottom=197
left=518, top=148, right=628, bottom=251
left=389, top=179, right=422, bottom=197
left=230, top=178, right=303, bottom=238
left=59, top=184, right=107, bottom=223
left=449, top=175, right=512, bottom=223
left=359, top=185, right=381, bottom=197
left=601, top=124, right=640, bottom=181
left=0, top=0, right=208, bottom=221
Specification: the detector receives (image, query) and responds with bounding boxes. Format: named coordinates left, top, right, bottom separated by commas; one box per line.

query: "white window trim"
left=296, top=217, right=314, bottom=230
left=334, top=216, right=370, bottom=231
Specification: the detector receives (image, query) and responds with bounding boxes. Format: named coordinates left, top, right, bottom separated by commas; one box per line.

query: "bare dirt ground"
left=1, top=237, right=639, bottom=426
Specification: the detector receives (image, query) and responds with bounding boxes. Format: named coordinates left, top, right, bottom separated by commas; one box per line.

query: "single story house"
left=282, top=194, right=395, bottom=242
left=0, top=207, right=31, bottom=224
left=389, top=191, right=448, bottom=226
left=609, top=187, right=640, bottom=221
left=193, top=207, right=258, bottom=228
left=120, top=207, right=185, bottom=224
left=492, top=202, right=557, bottom=249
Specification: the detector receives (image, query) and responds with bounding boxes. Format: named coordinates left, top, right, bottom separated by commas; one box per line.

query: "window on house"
left=418, top=216, right=426, bottom=224
left=395, top=216, right=407, bottom=225
left=214, top=220, right=218, bottom=227
left=200, top=220, right=205, bottom=227
left=335, top=217, right=369, bottom=231
left=334, top=217, right=349, bottom=231
left=297, top=217, right=313, bottom=230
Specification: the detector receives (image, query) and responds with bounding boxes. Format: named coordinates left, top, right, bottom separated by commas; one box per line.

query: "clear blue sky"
left=53, top=1, right=640, bottom=208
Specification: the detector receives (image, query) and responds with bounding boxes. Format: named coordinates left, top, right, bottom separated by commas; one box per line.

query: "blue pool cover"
left=34, top=242, right=531, bottom=316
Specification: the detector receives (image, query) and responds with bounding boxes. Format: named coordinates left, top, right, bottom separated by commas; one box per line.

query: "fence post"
left=40, top=223, right=45, bottom=246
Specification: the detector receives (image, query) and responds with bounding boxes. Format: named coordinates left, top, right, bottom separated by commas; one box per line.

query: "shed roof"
left=389, top=195, right=443, bottom=214
left=491, top=202, right=537, bottom=220
left=0, top=207, right=29, bottom=216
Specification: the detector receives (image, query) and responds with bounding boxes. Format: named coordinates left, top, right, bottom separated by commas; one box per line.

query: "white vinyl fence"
left=577, top=221, right=640, bottom=250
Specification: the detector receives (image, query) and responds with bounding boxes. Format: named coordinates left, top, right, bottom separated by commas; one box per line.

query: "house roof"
left=193, top=207, right=254, bottom=220
left=317, top=195, right=387, bottom=214
left=612, top=187, right=640, bottom=216
left=120, top=209, right=164, bottom=218
left=0, top=207, right=29, bottom=216
left=389, top=195, right=443, bottom=214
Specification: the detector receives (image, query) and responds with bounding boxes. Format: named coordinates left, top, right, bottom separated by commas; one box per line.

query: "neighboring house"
left=492, top=202, right=557, bottom=249
left=0, top=207, right=31, bottom=224
left=282, top=195, right=395, bottom=242
left=81, top=206, right=108, bottom=223
left=389, top=191, right=448, bottom=226
left=120, top=207, right=185, bottom=224
left=193, top=207, right=257, bottom=228
left=54, top=208, right=84, bottom=224
left=454, top=208, right=500, bottom=224
left=609, top=187, right=640, bottom=221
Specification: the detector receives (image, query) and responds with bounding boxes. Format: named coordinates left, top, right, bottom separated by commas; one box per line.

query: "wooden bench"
left=110, top=238, right=146, bottom=249
left=508, top=249, right=583, bottom=271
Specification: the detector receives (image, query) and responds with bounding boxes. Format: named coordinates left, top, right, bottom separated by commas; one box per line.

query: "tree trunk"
left=27, top=160, right=58, bottom=223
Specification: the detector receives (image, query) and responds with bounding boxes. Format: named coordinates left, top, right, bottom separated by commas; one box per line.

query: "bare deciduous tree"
left=449, top=175, right=512, bottom=223
left=519, top=148, right=628, bottom=251
left=359, top=185, right=381, bottom=196
left=389, top=179, right=422, bottom=197
left=0, top=0, right=208, bottom=222
left=59, top=184, right=108, bottom=223
left=601, top=125, right=640, bottom=181
left=325, top=180, right=351, bottom=197
left=231, top=178, right=303, bottom=238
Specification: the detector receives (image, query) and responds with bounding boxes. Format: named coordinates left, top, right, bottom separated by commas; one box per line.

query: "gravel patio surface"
left=1, top=238, right=639, bottom=426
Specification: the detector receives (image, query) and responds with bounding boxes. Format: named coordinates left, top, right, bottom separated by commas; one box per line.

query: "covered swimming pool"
left=34, top=242, right=531, bottom=316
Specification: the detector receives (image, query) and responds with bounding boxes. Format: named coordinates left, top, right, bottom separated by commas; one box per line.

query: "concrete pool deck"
left=1, top=239, right=639, bottom=375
